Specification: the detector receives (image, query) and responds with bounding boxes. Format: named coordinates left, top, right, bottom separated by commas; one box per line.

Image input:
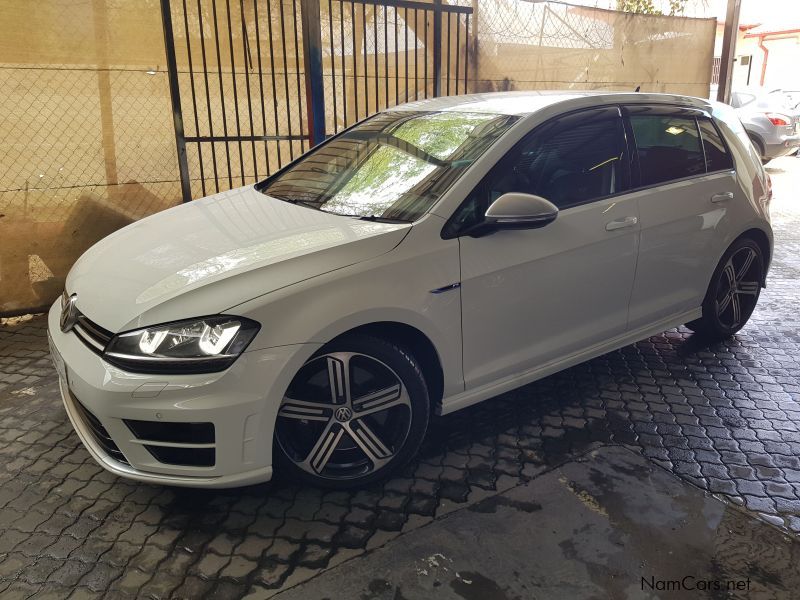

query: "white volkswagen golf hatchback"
left=48, top=92, right=773, bottom=489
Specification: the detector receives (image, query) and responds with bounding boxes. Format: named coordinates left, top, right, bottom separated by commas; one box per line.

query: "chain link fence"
left=0, top=0, right=715, bottom=315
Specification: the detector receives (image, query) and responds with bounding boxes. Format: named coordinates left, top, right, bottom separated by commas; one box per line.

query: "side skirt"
left=439, top=308, right=701, bottom=416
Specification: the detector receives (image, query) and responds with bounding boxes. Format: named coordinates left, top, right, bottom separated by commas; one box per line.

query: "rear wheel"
left=274, top=335, right=429, bottom=488
left=685, top=238, right=764, bottom=340
left=748, top=134, right=769, bottom=165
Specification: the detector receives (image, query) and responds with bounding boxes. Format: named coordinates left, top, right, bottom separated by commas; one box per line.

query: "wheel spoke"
left=346, top=419, right=393, bottom=466
left=730, top=292, right=741, bottom=327
left=736, top=280, right=760, bottom=296
left=717, top=292, right=732, bottom=314
left=304, top=421, right=344, bottom=474
left=326, top=355, right=351, bottom=405
left=722, top=260, right=736, bottom=289
left=735, top=249, right=756, bottom=281
left=278, top=398, right=332, bottom=422
left=352, top=383, right=409, bottom=417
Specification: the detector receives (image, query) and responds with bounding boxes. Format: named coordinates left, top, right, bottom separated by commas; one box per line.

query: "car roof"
left=396, top=90, right=713, bottom=116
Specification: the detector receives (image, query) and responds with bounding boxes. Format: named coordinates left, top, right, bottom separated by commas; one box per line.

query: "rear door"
left=624, top=105, right=738, bottom=330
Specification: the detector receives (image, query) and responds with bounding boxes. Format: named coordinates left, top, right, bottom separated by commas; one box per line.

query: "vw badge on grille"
left=60, top=293, right=79, bottom=333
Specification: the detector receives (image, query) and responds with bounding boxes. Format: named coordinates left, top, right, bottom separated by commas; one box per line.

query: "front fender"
left=227, top=225, right=464, bottom=398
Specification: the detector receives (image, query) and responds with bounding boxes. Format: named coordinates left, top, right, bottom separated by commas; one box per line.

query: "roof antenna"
left=634, top=85, right=641, bottom=92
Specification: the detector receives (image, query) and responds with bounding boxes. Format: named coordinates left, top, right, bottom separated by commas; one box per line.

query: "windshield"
left=257, top=110, right=519, bottom=222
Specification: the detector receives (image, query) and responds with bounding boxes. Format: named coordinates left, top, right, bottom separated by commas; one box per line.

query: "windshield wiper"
left=273, top=197, right=322, bottom=211
left=357, top=215, right=410, bottom=223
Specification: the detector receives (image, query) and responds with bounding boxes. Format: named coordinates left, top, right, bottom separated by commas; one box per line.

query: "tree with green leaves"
left=617, top=0, right=689, bottom=15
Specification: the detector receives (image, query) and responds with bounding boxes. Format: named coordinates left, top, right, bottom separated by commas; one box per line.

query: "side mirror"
left=483, top=193, right=559, bottom=231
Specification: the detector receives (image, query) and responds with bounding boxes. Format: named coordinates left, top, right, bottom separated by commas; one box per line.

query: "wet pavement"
left=1, top=156, right=799, bottom=598
left=273, top=446, right=800, bottom=600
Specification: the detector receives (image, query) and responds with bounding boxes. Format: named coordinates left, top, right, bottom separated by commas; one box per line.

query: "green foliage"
left=616, top=0, right=688, bottom=15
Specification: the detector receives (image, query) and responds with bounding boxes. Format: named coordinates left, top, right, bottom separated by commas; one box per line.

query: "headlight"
left=104, top=316, right=260, bottom=374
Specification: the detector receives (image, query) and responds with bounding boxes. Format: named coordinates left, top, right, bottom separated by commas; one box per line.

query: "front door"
left=455, top=107, right=640, bottom=390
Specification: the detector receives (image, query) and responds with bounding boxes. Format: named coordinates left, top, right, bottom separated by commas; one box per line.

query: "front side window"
left=446, top=107, right=629, bottom=234
left=629, top=115, right=705, bottom=186
left=258, top=110, right=518, bottom=222
left=698, top=117, right=734, bottom=172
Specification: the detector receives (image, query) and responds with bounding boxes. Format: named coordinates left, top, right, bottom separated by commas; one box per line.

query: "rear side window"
left=629, top=115, right=705, bottom=186
left=698, top=118, right=733, bottom=172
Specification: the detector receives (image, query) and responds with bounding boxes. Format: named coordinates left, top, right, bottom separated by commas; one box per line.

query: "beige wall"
left=0, top=1, right=181, bottom=314
left=0, top=0, right=717, bottom=315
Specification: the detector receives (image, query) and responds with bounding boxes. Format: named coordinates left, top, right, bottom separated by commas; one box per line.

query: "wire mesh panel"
left=164, top=0, right=311, bottom=199
left=321, top=0, right=472, bottom=136
left=473, top=0, right=715, bottom=97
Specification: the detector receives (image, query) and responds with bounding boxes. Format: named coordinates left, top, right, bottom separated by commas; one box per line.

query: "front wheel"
left=685, top=238, right=764, bottom=340
left=274, top=334, right=429, bottom=489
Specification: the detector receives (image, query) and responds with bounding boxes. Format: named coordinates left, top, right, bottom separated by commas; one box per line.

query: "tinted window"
left=698, top=118, right=733, bottom=172
left=259, top=110, right=518, bottom=222
left=630, top=115, right=705, bottom=186
left=446, top=108, right=629, bottom=234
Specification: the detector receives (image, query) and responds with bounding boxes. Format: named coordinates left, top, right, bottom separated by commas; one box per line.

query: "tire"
left=685, top=237, right=764, bottom=341
left=274, top=334, right=429, bottom=489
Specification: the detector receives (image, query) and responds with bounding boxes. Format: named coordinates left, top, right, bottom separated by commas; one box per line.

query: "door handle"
left=711, top=192, right=734, bottom=203
left=605, top=216, right=638, bottom=231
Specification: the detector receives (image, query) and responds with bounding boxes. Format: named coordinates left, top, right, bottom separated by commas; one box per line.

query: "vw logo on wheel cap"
left=334, top=406, right=353, bottom=422
left=60, top=293, right=79, bottom=333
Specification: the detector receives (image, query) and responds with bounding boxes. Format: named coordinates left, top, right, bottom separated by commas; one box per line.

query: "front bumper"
left=48, top=301, right=317, bottom=488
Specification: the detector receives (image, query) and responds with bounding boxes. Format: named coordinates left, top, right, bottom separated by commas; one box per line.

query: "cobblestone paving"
left=1, top=157, right=799, bottom=598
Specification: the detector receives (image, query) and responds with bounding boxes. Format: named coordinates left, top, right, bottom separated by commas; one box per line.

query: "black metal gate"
left=160, top=0, right=472, bottom=202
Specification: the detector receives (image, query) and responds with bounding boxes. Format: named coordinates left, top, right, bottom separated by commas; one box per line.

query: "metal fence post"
left=301, top=0, right=327, bottom=146
left=159, top=0, right=192, bottom=202
left=717, top=0, right=741, bottom=105
left=432, top=0, right=442, bottom=97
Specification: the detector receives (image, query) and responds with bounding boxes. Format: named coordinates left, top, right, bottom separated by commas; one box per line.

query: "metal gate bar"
left=320, top=0, right=471, bottom=136
left=161, top=0, right=471, bottom=202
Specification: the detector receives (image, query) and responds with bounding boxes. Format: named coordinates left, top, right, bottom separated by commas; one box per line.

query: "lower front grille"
left=123, top=419, right=216, bottom=467
left=143, top=445, right=215, bottom=467
left=70, top=392, right=130, bottom=465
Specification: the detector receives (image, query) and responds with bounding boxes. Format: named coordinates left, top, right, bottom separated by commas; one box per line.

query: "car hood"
left=66, top=185, right=411, bottom=332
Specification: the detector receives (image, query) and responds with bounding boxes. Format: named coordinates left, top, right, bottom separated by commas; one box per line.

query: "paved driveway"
left=1, top=157, right=799, bottom=599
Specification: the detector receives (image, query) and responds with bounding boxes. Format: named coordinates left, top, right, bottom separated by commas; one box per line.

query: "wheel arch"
left=746, top=131, right=766, bottom=157
left=325, top=321, right=445, bottom=414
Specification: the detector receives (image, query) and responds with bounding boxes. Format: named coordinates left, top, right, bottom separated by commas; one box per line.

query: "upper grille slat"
left=72, top=312, right=113, bottom=354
